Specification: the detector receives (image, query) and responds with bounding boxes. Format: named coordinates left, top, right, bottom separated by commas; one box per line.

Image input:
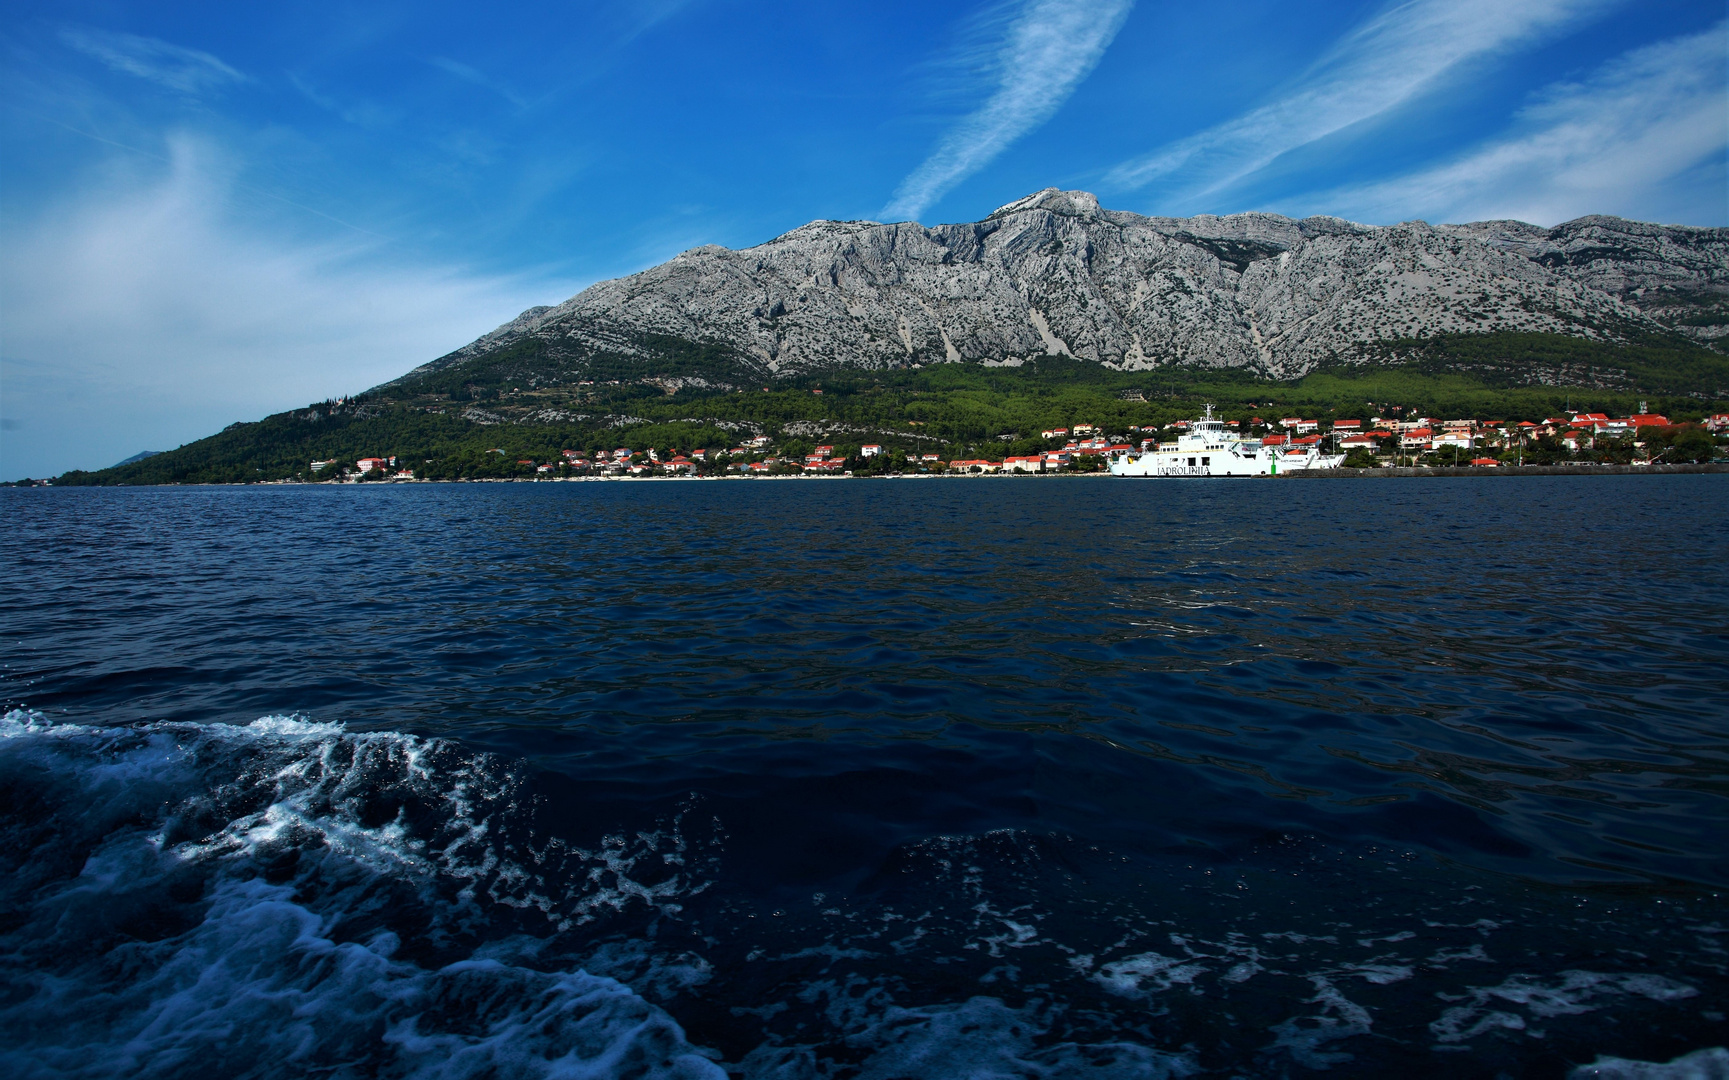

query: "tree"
left=1663, top=426, right=1717, bottom=464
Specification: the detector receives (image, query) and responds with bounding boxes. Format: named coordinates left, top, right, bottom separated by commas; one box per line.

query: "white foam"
left=1092, top=952, right=1207, bottom=998
left=241, top=713, right=348, bottom=738
left=1264, top=975, right=1375, bottom=1069
left=1, top=707, right=60, bottom=736
left=9, top=711, right=708, bottom=931
left=1427, top=943, right=1492, bottom=966
left=966, top=902, right=1044, bottom=957
left=1221, top=960, right=1262, bottom=983
left=1431, top=971, right=1700, bottom=1044
left=1570, top=1047, right=1729, bottom=1079
left=0, top=711, right=723, bottom=1078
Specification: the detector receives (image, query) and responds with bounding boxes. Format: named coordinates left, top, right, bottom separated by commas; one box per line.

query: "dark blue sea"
left=3, top=476, right=1727, bottom=1079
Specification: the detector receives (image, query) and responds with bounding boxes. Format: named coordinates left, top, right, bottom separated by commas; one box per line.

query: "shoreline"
left=13, top=464, right=1727, bottom=488
left=1285, top=462, right=1729, bottom=478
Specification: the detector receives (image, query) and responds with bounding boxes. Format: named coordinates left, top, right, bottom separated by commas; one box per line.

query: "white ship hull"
left=1110, top=448, right=1344, bottom=477
left=1108, top=406, right=1345, bottom=477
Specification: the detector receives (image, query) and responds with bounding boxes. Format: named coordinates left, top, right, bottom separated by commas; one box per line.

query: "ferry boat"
left=1110, top=405, right=1344, bottom=477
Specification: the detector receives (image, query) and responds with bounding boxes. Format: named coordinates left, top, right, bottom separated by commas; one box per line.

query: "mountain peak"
left=990, top=188, right=1102, bottom=220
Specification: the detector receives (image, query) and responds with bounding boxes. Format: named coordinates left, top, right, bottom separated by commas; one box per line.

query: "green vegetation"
left=26, top=331, right=1729, bottom=486
left=1646, top=423, right=1719, bottom=464
left=1343, top=330, right=1729, bottom=397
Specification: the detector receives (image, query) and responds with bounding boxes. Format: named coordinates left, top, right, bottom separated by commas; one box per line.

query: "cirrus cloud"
left=1307, top=23, right=1729, bottom=226
left=1105, top=0, right=1618, bottom=209
left=59, top=26, right=247, bottom=96
left=881, top=0, right=1134, bottom=223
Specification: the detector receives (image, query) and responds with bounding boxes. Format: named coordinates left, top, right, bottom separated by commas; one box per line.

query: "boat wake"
left=2, top=709, right=1720, bottom=1078
left=0, top=710, right=722, bottom=1079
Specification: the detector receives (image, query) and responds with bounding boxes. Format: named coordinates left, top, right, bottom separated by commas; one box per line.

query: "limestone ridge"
left=385, top=189, right=1729, bottom=390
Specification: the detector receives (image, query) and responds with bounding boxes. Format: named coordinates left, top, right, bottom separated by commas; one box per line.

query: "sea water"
left=1, top=477, right=1725, bottom=1078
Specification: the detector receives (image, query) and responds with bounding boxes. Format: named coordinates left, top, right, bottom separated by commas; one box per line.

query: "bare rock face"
left=392, top=190, right=1729, bottom=388
left=1439, top=216, right=1729, bottom=346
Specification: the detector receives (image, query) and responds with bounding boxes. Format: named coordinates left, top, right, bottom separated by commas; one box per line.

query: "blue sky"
left=2, top=0, right=1724, bottom=477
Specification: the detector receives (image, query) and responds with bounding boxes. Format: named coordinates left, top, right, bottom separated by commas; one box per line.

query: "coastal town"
left=320, top=409, right=1729, bottom=480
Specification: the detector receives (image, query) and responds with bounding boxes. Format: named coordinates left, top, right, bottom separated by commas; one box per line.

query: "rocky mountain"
left=385, top=190, right=1729, bottom=392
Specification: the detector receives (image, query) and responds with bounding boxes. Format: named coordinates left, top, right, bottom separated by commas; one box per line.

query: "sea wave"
left=2, top=709, right=1720, bottom=1077
left=0, top=709, right=722, bottom=1079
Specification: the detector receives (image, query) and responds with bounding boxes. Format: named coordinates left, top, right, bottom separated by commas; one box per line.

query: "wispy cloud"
left=1310, top=23, right=1729, bottom=226
left=287, top=73, right=402, bottom=129
left=615, top=0, right=702, bottom=46
left=0, top=136, right=569, bottom=478
left=59, top=26, right=246, bottom=96
left=1104, top=0, right=1614, bottom=206
left=881, top=0, right=1134, bottom=223
left=428, top=57, right=529, bottom=108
